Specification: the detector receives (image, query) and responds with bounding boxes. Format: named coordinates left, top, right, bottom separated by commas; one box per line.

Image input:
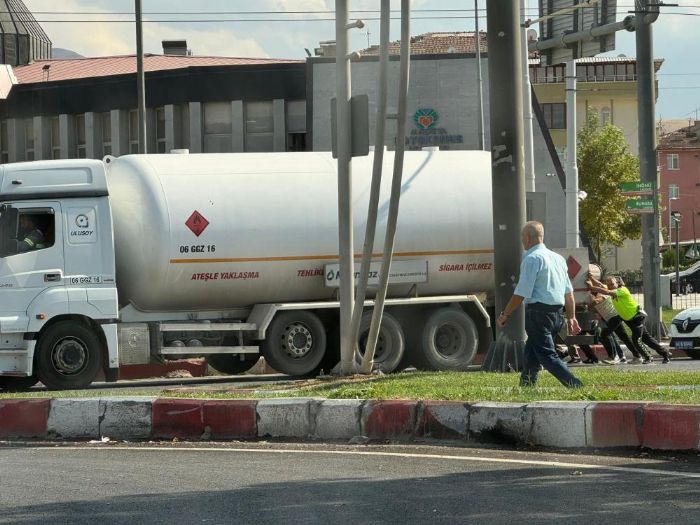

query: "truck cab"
left=0, top=160, right=119, bottom=390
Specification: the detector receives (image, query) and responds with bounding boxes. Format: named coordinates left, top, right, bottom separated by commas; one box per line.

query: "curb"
left=1, top=398, right=699, bottom=451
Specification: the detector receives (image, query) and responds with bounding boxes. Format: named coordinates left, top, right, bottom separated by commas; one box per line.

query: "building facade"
left=0, top=50, right=307, bottom=162
left=658, top=121, right=700, bottom=250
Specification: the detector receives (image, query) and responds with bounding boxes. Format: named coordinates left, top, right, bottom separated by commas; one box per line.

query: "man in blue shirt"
left=496, top=221, right=583, bottom=388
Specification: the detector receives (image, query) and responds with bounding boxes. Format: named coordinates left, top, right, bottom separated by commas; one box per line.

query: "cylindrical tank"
left=106, top=151, right=494, bottom=312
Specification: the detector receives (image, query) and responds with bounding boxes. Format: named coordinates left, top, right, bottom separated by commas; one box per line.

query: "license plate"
left=673, top=339, right=694, bottom=349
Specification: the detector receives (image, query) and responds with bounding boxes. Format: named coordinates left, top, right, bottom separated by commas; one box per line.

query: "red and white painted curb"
left=1, top=398, right=699, bottom=451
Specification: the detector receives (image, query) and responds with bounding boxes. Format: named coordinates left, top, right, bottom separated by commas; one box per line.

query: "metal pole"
left=359, top=0, right=411, bottom=373
left=565, top=60, right=579, bottom=248
left=481, top=0, right=527, bottom=372
left=135, top=0, right=146, bottom=154
left=528, top=16, right=635, bottom=54
left=475, top=0, right=485, bottom=151
left=521, top=0, right=535, bottom=192
left=335, top=0, right=356, bottom=374
left=350, top=0, right=390, bottom=368
left=636, top=0, right=662, bottom=337
left=676, top=218, right=680, bottom=297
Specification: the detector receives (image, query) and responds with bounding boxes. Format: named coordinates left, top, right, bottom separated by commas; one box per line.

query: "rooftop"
left=359, top=31, right=488, bottom=56
left=13, top=54, right=303, bottom=84
left=658, top=121, right=700, bottom=150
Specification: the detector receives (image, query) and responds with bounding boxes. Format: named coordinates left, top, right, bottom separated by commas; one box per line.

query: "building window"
left=50, top=117, right=61, bottom=159
left=667, top=153, right=680, bottom=170
left=203, top=102, right=233, bottom=153
left=101, top=112, right=112, bottom=156
left=0, top=120, right=8, bottom=163
left=155, top=107, right=166, bottom=153
left=601, top=107, right=611, bottom=126
left=128, top=110, right=139, bottom=154
left=245, top=101, right=274, bottom=152
left=75, top=114, right=86, bottom=158
left=542, top=103, right=566, bottom=129
left=24, top=118, right=34, bottom=161
left=285, top=100, right=306, bottom=151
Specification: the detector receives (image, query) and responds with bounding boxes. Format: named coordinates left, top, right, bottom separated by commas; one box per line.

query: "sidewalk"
left=1, top=397, right=699, bottom=452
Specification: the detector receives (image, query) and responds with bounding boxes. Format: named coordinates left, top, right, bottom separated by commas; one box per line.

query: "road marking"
left=39, top=446, right=700, bottom=479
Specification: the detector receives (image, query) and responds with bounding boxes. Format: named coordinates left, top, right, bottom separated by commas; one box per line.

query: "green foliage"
left=578, top=109, right=641, bottom=263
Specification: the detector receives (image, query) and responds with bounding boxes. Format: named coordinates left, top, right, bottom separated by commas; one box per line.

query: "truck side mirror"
left=0, top=205, right=19, bottom=257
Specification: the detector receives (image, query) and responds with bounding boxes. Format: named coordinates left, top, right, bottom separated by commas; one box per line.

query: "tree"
left=577, top=109, right=641, bottom=264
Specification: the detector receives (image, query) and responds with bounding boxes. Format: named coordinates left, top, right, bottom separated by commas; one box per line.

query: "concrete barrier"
left=100, top=397, right=154, bottom=440
left=468, top=402, right=531, bottom=444
left=47, top=398, right=101, bottom=439
left=202, top=400, right=257, bottom=439
left=0, top=399, right=49, bottom=438
left=314, top=399, right=362, bottom=440
left=361, top=400, right=417, bottom=440
left=525, top=402, right=589, bottom=448
left=257, top=399, right=315, bottom=438
left=416, top=401, right=469, bottom=440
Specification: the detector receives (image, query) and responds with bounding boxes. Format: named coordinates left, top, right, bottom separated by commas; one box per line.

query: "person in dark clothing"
left=17, top=215, right=46, bottom=253
left=587, top=275, right=671, bottom=364
left=589, top=290, right=645, bottom=363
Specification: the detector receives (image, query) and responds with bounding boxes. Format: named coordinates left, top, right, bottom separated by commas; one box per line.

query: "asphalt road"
left=0, top=443, right=698, bottom=524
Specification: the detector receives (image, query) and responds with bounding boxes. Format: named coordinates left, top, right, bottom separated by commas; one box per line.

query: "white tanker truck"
left=0, top=149, right=541, bottom=390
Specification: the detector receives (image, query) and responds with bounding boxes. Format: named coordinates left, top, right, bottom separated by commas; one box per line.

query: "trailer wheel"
left=206, top=354, right=259, bottom=375
left=35, top=322, right=102, bottom=390
left=261, top=311, right=326, bottom=376
left=0, top=376, right=39, bottom=392
left=355, top=312, right=405, bottom=373
left=414, top=308, right=478, bottom=371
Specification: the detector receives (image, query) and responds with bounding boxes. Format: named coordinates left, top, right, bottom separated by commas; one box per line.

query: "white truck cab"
left=0, top=160, right=119, bottom=390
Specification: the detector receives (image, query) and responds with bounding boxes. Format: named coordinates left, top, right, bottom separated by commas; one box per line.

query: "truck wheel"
left=685, top=349, right=700, bottom=360
left=206, top=354, right=259, bottom=375
left=0, top=376, right=39, bottom=392
left=414, top=308, right=478, bottom=371
left=261, top=311, right=326, bottom=376
left=35, top=322, right=102, bottom=390
left=355, top=312, right=405, bottom=373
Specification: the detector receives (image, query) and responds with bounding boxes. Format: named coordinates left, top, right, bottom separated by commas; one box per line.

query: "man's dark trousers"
left=520, top=303, right=583, bottom=388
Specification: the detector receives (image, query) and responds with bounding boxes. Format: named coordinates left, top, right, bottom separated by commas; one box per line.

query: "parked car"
left=665, top=261, right=700, bottom=295
left=669, top=307, right=700, bottom=359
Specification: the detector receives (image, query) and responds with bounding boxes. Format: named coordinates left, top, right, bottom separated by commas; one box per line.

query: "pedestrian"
left=589, top=289, right=646, bottom=364
left=496, top=221, right=583, bottom=388
left=586, top=275, right=671, bottom=363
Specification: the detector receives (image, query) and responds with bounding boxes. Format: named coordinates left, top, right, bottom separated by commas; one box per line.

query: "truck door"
left=0, top=202, right=64, bottom=332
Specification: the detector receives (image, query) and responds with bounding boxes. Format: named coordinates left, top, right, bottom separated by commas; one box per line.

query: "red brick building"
left=659, top=121, right=700, bottom=249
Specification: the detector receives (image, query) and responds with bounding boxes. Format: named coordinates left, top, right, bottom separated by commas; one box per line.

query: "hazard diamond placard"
left=185, top=211, right=210, bottom=237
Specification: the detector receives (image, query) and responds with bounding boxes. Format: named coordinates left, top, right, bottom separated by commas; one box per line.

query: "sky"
left=22, top=0, right=700, bottom=120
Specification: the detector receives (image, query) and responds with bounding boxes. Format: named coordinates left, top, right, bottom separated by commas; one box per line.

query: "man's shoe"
left=662, top=355, right=671, bottom=364
left=568, top=357, right=581, bottom=364
left=642, top=357, right=654, bottom=364
left=603, top=357, right=620, bottom=365
left=620, top=357, right=628, bottom=364
left=632, top=357, right=644, bottom=364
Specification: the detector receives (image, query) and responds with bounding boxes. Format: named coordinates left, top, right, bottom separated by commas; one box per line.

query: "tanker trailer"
left=0, top=150, right=495, bottom=390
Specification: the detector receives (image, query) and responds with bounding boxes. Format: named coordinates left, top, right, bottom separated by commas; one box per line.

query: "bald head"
left=521, top=221, right=544, bottom=250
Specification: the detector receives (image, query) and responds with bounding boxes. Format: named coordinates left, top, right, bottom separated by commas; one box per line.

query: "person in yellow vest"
left=586, top=275, right=671, bottom=364
left=17, top=214, right=46, bottom=253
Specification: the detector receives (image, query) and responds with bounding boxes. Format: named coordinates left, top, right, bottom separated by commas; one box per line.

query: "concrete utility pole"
left=475, top=0, right=485, bottom=150
left=334, top=0, right=356, bottom=374
left=359, top=0, right=411, bottom=373
left=635, top=0, right=662, bottom=337
left=520, top=0, right=535, bottom=192
left=565, top=59, right=579, bottom=248
left=135, top=0, right=146, bottom=153
left=481, top=0, right=527, bottom=372
left=351, top=0, right=390, bottom=372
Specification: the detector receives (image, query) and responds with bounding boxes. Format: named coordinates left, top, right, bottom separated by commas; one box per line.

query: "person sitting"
left=17, top=215, right=46, bottom=253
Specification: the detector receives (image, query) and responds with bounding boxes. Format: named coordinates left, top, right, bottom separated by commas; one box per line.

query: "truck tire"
left=206, top=354, right=259, bottom=375
left=355, top=312, right=405, bottom=373
left=261, top=311, right=326, bottom=376
left=685, top=349, right=700, bottom=360
left=0, top=376, right=39, bottom=392
left=413, top=308, right=478, bottom=371
left=35, top=322, right=102, bottom=390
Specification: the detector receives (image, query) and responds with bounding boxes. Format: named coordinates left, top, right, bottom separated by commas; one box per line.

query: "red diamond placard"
left=185, top=210, right=209, bottom=237
left=566, top=255, right=582, bottom=280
